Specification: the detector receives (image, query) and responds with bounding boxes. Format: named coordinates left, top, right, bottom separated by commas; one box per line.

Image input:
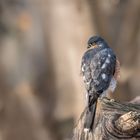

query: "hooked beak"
left=87, top=43, right=97, bottom=49
left=87, top=44, right=92, bottom=48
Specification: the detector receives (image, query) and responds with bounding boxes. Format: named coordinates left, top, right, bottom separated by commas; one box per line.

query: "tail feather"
left=84, top=101, right=97, bottom=131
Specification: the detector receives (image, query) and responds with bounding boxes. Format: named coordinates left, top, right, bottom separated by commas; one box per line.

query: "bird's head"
left=87, top=36, right=107, bottom=49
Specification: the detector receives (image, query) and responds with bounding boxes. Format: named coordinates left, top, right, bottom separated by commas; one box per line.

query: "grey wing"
left=81, top=48, right=116, bottom=94
left=81, top=49, right=96, bottom=92
left=92, top=49, right=116, bottom=93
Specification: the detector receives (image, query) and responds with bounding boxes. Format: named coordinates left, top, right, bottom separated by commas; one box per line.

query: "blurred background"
left=0, top=0, right=139, bottom=140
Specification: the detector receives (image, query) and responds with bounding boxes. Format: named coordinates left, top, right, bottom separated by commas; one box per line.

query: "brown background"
left=0, top=0, right=139, bottom=140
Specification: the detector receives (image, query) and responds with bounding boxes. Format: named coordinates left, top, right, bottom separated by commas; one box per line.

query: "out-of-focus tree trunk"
left=37, top=0, right=97, bottom=138
left=0, top=0, right=97, bottom=140
left=39, top=0, right=94, bottom=119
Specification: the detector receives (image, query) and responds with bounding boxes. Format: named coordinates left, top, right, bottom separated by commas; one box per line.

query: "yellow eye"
left=93, top=44, right=98, bottom=48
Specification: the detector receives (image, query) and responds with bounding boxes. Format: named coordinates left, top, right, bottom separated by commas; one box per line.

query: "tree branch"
left=73, top=97, right=140, bottom=140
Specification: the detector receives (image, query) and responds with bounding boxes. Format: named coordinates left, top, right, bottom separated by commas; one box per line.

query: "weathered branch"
left=73, top=97, right=140, bottom=140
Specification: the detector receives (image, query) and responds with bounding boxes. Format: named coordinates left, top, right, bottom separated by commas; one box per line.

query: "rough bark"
left=73, top=97, right=140, bottom=140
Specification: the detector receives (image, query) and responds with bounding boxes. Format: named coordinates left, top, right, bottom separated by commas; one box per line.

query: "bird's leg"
left=114, top=59, right=120, bottom=80
left=100, top=91, right=108, bottom=99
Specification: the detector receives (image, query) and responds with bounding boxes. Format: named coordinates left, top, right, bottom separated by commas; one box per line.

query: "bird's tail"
left=84, top=100, right=97, bottom=132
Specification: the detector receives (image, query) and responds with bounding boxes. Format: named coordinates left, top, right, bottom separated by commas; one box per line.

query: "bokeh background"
left=0, top=0, right=139, bottom=140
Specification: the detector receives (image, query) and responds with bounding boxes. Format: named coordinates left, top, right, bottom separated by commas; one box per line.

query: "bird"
left=81, top=36, right=120, bottom=132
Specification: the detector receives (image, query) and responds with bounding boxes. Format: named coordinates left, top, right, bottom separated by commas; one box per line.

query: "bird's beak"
left=87, top=43, right=97, bottom=49
left=87, top=45, right=91, bottom=48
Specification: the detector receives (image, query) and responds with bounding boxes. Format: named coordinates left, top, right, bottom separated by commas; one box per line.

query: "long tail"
left=84, top=100, right=97, bottom=132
